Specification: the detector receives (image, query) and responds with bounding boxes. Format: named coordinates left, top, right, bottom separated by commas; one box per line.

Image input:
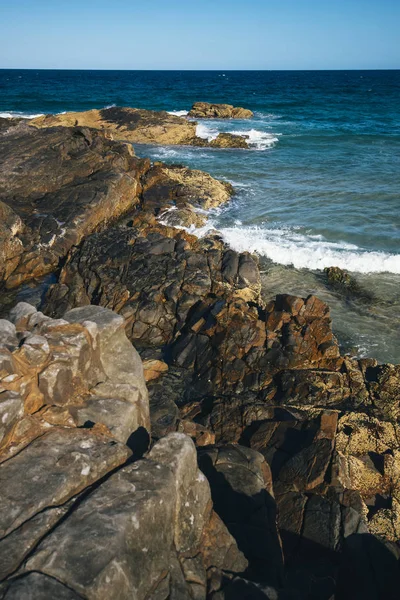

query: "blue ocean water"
left=1, top=69, right=399, bottom=362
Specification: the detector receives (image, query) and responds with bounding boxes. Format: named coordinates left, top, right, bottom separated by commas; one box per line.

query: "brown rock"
left=31, top=106, right=198, bottom=146
left=189, top=102, right=254, bottom=119
left=209, top=133, right=249, bottom=149
left=0, top=125, right=147, bottom=288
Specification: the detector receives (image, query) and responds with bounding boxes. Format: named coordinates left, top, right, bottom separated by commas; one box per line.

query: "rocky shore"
left=0, top=113, right=399, bottom=599
left=30, top=104, right=253, bottom=149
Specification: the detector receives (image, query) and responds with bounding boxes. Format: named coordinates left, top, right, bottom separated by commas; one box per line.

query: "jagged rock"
left=0, top=428, right=130, bottom=538
left=324, top=266, right=375, bottom=303
left=11, top=433, right=243, bottom=600
left=0, top=391, right=24, bottom=446
left=0, top=497, right=78, bottom=581
left=0, top=572, right=83, bottom=599
left=0, top=202, right=24, bottom=284
left=189, top=102, right=254, bottom=119
left=0, top=304, right=150, bottom=452
left=0, top=124, right=234, bottom=289
left=324, top=266, right=353, bottom=287
left=42, top=226, right=261, bottom=348
left=31, top=106, right=255, bottom=148
left=148, top=433, right=211, bottom=554
left=142, top=163, right=233, bottom=212
left=201, top=510, right=248, bottom=576
left=169, top=292, right=341, bottom=398
left=143, top=358, right=169, bottom=382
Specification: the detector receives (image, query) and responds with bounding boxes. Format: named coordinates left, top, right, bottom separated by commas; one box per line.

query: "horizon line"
left=0, top=67, right=399, bottom=72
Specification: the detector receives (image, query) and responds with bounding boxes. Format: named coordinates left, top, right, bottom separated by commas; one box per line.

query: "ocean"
left=1, top=69, right=399, bottom=363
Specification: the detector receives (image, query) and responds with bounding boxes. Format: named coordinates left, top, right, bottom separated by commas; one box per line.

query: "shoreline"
left=0, top=105, right=399, bottom=598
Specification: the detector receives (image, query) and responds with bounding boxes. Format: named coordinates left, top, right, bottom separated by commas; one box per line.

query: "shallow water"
left=1, top=69, right=399, bottom=362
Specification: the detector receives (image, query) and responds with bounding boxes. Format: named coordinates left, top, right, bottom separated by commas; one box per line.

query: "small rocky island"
left=29, top=103, right=254, bottom=149
left=0, top=110, right=399, bottom=599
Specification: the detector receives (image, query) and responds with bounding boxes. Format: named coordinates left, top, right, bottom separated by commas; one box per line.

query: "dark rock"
left=0, top=572, right=82, bottom=599
left=198, top=445, right=283, bottom=586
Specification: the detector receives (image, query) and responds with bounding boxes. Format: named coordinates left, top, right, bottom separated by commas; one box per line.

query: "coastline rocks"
left=0, top=203, right=24, bottom=286
left=142, top=163, right=234, bottom=212
left=0, top=124, right=148, bottom=289
left=31, top=106, right=199, bottom=146
left=0, top=431, right=247, bottom=600
left=189, top=102, right=254, bottom=119
left=0, top=124, right=235, bottom=289
left=30, top=105, right=255, bottom=148
left=0, top=303, right=251, bottom=598
left=42, top=225, right=262, bottom=348
left=324, top=266, right=375, bottom=303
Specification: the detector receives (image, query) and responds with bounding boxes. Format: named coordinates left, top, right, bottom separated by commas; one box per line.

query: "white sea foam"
left=229, top=129, right=279, bottom=150
left=0, top=111, right=44, bottom=119
left=195, top=122, right=280, bottom=149
left=215, top=226, right=400, bottom=274
left=167, top=109, right=189, bottom=117
left=196, top=122, right=219, bottom=141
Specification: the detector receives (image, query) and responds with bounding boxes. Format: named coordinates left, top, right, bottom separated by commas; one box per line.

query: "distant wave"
left=167, top=109, right=189, bottom=117
left=0, top=111, right=44, bottom=119
left=195, top=123, right=279, bottom=150
left=216, top=225, right=400, bottom=274
left=229, top=128, right=279, bottom=150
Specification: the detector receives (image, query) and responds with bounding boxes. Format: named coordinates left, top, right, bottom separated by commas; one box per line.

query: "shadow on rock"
left=198, top=445, right=284, bottom=588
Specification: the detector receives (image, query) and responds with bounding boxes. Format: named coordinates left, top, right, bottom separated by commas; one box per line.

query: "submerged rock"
left=189, top=102, right=254, bottom=119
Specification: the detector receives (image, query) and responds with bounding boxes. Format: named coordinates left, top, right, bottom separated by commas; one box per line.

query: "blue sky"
left=1, top=0, right=399, bottom=70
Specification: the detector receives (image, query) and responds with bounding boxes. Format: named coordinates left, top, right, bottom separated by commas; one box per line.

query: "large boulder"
left=3, top=433, right=246, bottom=600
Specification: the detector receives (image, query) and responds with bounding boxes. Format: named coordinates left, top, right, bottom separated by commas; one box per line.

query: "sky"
left=0, top=0, right=399, bottom=70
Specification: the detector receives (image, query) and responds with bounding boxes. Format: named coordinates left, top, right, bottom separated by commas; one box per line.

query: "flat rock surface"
left=31, top=106, right=198, bottom=146
left=0, top=124, right=147, bottom=288
left=0, top=427, right=130, bottom=538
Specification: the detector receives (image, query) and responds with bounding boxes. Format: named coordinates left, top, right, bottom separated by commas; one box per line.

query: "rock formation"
left=31, top=106, right=199, bottom=146
left=189, top=102, right=254, bottom=119
left=0, top=113, right=399, bottom=599
left=30, top=106, right=254, bottom=148
left=0, top=123, right=232, bottom=290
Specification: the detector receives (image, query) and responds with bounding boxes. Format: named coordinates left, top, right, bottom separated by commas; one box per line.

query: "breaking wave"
left=167, top=109, right=189, bottom=117
left=216, top=225, right=400, bottom=274
left=0, top=111, right=44, bottom=119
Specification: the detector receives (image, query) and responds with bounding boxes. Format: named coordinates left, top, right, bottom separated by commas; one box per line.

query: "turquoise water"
left=1, top=69, right=399, bottom=362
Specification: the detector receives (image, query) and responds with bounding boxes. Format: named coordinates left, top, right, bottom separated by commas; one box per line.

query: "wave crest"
left=0, top=111, right=44, bottom=119
left=217, top=226, right=400, bottom=274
